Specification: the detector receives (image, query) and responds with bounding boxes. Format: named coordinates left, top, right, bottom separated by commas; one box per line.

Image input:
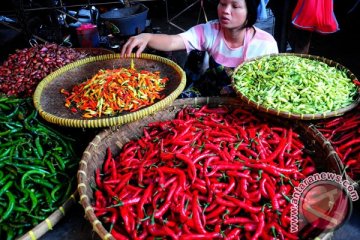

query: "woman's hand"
left=120, top=33, right=186, bottom=58
left=121, top=33, right=151, bottom=58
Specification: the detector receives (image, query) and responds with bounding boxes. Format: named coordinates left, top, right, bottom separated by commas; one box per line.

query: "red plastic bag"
left=292, top=0, right=339, bottom=33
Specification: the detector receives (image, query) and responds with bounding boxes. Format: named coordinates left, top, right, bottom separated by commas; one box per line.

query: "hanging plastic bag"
left=257, top=0, right=269, bottom=21
left=292, top=0, right=339, bottom=33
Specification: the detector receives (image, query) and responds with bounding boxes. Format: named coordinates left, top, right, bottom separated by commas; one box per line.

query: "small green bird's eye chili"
left=233, top=55, right=358, bottom=114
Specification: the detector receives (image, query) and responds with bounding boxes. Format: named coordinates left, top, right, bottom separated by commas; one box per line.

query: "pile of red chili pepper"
left=93, top=105, right=317, bottom=239
left=316, top=105, right=360, bottom=180
left=61, top=62, right=169, bottom=118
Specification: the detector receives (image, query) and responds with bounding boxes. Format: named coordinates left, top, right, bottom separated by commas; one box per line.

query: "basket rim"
left=77, top=96, right=345, bottom=240
left=308, top=122, right=360, bottom=190
left=33, top=53, right=186, bottom=128
left=16, top=191, right=78, bottom=240
left=231, top=53, right=360, bottom=120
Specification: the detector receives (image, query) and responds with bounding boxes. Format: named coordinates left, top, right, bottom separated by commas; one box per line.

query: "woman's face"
left=217, top=0, right=248, bottom=29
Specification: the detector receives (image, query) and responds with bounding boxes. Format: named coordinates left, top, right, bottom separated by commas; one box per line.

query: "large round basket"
left=231, top=53, right=360, bottom=120
left=16, top=191, right=78, bottom=240
left=77, top=97, right=345, bottom=240
left=33, top=53, right=186, bottom=128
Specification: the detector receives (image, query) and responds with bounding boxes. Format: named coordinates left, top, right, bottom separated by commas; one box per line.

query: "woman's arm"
left=120, top=33, right=186, bottom=57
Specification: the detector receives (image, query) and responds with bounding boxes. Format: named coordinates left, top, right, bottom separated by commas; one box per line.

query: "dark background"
left=1, top=1, right=359, bottom=239
left=1, top=0, right=359, bottom=78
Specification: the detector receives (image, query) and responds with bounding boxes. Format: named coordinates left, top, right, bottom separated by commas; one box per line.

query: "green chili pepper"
left=0, top=96, right=78, bottom=239
left=0, top=181, right=13, bottom=198
left=20, top=170, right=49, bottom=189
left=0, top=191, right=15, bottom=223
left=34, top=136, right=44, bottom=157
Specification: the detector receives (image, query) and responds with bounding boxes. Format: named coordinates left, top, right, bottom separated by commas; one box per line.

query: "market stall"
left=1, top=42, right=359, bottom=239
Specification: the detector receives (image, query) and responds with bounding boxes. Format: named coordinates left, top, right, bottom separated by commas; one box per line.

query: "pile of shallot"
left=0, top=43, right=87, bottom=97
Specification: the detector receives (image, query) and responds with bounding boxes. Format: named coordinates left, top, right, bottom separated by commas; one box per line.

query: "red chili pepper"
left=110, top=158, right=117, bottom=180
left=222, top=176, right=235, bottom=195
left=265, top=181, right=279, bottom=211
left=177, top=194, right=190, bottom=223
left=265, top=136, right=287, bottom=164
left=204, top=143, right=230, bottom=161
left=251, top=212, right=265, bottom=240
left=225, top=228, right=241, bottom=240
left=110, top=228, right=129, bottom=240
left=175, top=153, right=197, bottom=184
left=259, top=177, right=269, bottom=198
left=179, top=232, right=222, bottom=240
left=193, top=182, right=208, bottom=194
left=147, top=222, right=179, bottom=239
left=280, top=204, right=291, bottom=227
left=205, top=205, right=226, bottom=220
left=119, top=205, right=134, bottom=234
left=114, top=172, right=133, bottom=194
left=137, top=183, right=154, bottom=220
left=222, top=195, right=262, bottom=213
left=248, top=190, right=261, bottom=203
left=331, top=131, right=356, bottom=145
left=346, top=159, right=358, bottom=168
left=154, top=182, right=177, bottom=219
left=103, top=147, right=112, bottom=172
left=240, top=177, right=250, bottom=199
left=223, top=217, right=254, bottom=224
left=192, top=191, right=207, bottom=234
left=95, top=190, right=107, bottom=208
left=158, top=167, right=187, bottom=190
left=338, top=139, right=360, bottom=152
left=272, top=222, right=298, bottom=239
left=95, top=168, right=103, bottom=190
left=109, top=196, right=141, bottom=208
left=302, top=166, right=316, bottom=176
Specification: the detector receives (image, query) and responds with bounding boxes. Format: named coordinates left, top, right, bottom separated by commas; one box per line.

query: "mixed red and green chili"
left=61, top=61, right=169, bottom=118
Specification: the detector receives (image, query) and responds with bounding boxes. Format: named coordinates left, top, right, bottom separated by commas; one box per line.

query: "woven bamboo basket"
left=33, top=53, right=186, bottom=128
left=77, top=97, right=345, bottom=240
left=307, top=122, right=360, bottom=193
left=16, top=191, right=78, bottom=240
left=231, top=53, right=360, bottom=120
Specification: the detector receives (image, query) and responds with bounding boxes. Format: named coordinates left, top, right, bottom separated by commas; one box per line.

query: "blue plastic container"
left=100, top=4, right=149, bottom=36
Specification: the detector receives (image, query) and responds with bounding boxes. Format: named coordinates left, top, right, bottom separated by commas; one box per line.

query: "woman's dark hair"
left=244, top=0, right=260, bottom=28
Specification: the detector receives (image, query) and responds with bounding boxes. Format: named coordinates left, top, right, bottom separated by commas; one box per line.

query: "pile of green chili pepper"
left=0, top=96, right=78, bottom=239
left=233, top=55, right=358, bottom=114
left=93, top=105, right=317, bottom=239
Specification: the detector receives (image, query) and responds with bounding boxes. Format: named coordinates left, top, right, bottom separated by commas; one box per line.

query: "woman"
left=121, top=0, right=278, bottom=96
